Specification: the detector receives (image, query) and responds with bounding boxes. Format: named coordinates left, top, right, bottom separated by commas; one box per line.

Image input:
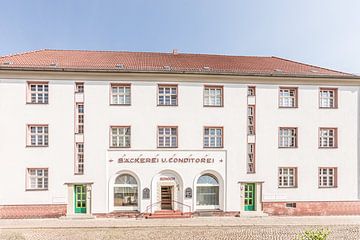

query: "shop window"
left=114, top=174, right=138, bottom=208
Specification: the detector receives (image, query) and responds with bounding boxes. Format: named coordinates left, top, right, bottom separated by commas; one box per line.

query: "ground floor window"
left=114, top=174, right=138, bottom=207
left=196, top=174, right=219, bottom=208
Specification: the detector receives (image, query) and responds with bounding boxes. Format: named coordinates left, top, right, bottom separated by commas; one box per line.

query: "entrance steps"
left=145, top=210, right=192, bottom=219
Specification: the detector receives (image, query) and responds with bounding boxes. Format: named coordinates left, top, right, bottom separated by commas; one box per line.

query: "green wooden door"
left=74, top=185, right=87, bottom=213
left=244, top=183, right=255, bottom=211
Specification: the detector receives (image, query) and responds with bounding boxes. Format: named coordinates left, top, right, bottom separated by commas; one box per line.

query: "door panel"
left=244, top=183, right=255, bottom=211
left=161, top=186, right=172, bottom=210
left=74, top=185, right=87, bottom=213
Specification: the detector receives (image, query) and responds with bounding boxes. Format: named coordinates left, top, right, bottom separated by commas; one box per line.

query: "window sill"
left=26, top=145, right=49, bottom=148
left=26, top=102, right=49, bottom=105
left=109, top=146, right=131, bottom=149
left=25, top=188, right=49, bottom=191
left=109, top=104, right=131, bottom=106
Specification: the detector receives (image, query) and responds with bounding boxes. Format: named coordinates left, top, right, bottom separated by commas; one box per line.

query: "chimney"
left=172, top=49, right=179, bottom=55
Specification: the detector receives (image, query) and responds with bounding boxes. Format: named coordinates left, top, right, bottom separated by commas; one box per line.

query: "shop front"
left=106, top=150, right=227, bottom=214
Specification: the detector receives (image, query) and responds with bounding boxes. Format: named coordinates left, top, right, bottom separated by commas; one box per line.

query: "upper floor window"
left=279, top=87, right=297, bottom=108
left=158, top=85, right=178, bottom=106
left=278, top=167, right=297, bottom=188
left=319, top=167, right=337, bottom=188
left=27, top=168, right=48, bottom=190
left=319, top=88, right=337, bottom=108
left=75, top=143, right=84, bottom=175
left=28, top=82, right=48, bottom=104
left=110, top=126, right=131, bottom=148
left=247, top=86, right=256, bottom=96
left=204, top=127, right=223, bottom=148
left=247, top=105, right=255, bottom=135
left=75, top=82, right=84, bottom=93
left=158, top=126, right=178, bottom=148
left=279, top=127, right=297, bottom=148
left=27, top=125, right=48, bottom=147
left=111, top=84, right=131, bottom=105
left=204, top=86, right=223, bottom=107
left=319, top=128, right=337, bottom=148
left=76, top=104, right=84, bottom=134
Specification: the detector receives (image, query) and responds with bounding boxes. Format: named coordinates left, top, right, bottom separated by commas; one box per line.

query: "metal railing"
left=136, top=200, right=191, bottom=219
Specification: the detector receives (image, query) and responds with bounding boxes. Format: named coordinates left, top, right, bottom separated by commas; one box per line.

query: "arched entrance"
left=151, top=170, right=183, bottom=211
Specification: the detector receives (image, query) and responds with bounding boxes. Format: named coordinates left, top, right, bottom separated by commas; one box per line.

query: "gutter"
left=0, top=66, right=359, bottom=80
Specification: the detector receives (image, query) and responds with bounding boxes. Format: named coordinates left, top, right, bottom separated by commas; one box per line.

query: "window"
left=319, top=88, right=337, bottom=108
left=158, top=85, right=177, bottom=106
left=27, top=125, right=49, bottom=147
left=111, top=84, right=131, bottom=105
left=247, top=143, right=255, bottom=173
left=204, top=127, right=223, bottom=148
left=158, top=126, right=178, bottom=148
left=204, top=86, right=223, bottom=107
left=278, top=167, right=297, bottom=188
left=319, top=128, right=337, bottom=148
left=279, top=128, right=297, bottom=148
left=247, top=105, right=255, bottom=135
left=279, top=87, right=297, bottom=108
left=27, top=168, right=48, bottom=190
left=196, top=174, right=219, bottom=208
left=319, top=167, right=337, bottom=188
left=248, top=86, right=256, bottom=96
left=114, top=174, right=138, bottom=209
left=76, top=104, right=84, bottom=134
left=110, top=126, right=131, bottom=148
left=75, top=143, right=84, bottom=175
left=75, top=82, right=84, bottom=93
left=28, top=82, right=49, bottom=104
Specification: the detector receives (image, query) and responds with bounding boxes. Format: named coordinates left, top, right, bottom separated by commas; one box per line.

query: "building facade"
left=1, top=49, right=360, bottom=218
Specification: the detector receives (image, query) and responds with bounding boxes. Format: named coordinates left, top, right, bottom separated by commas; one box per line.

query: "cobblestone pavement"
left=1, top=217, right=360, bottom=240
left=0, top=225, right=360, bottom=240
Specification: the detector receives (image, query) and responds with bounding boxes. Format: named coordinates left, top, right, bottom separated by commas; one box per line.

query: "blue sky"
left=0, top=0, right=359, bottom=74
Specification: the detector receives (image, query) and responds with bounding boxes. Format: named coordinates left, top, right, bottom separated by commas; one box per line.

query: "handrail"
left=136, top=200, right=192, bottom=219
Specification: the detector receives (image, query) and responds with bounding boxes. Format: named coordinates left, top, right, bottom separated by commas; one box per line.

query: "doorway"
left=74, top=185, right=87, bottom=213
left=161, top=186, right=172, bottom=210
left=244, top=183, right=255, bottom=211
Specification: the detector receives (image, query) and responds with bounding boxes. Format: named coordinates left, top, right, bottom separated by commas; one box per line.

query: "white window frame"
left=319, top=128, right=337, bottom=148
left=110, top=126, right=131, bottom=148
left=247, top=86, right=256, bottom=96
left=204, top=86, right=223, bottom=107
left=247, top=105, right=255, bottom=135
left=111, top=84, right=131, bottom=105
left=247, top=143, right=255, bottom=173
left=75, top=82, right=84, bottom=93
left=158, top=85, right=178, bottom=106
left=319, top=88, right=337, bottom=108
left=27, top=168, right=48, bottom=190
left=27, top=82, right=49, bottom=104
left=278, top=167, right=297, bottom=188
left=113, top=174, right=139, bottom=211
left=279, top=128, right=297, bottom=148
left=204, top=127, right=223, bottom=148
left=319, top=167, right=337, bottom=188
left=75, top=143, right=84, bottom=175
left=76, top=103, right=84, bottom=134
left=27, top=125, right=49, bottom=147
left=158, top=126, right=178, bottom=148
left=279, top=87, right=297, bottom=108
left=196, top=174, right=220, bottom=210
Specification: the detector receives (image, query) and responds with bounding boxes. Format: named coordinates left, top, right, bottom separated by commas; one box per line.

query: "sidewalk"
left=1, top=216, right=360, bottom=229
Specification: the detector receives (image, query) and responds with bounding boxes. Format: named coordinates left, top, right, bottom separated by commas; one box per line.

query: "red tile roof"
left=0, top=49, right=354, bottom=77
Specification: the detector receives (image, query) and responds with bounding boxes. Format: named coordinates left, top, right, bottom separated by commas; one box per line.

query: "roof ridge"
left=40, top=49, right=271, bottom=58
left=0, top=49, right=47, bottom=59
left=271, top=56, right=354, bottom=76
